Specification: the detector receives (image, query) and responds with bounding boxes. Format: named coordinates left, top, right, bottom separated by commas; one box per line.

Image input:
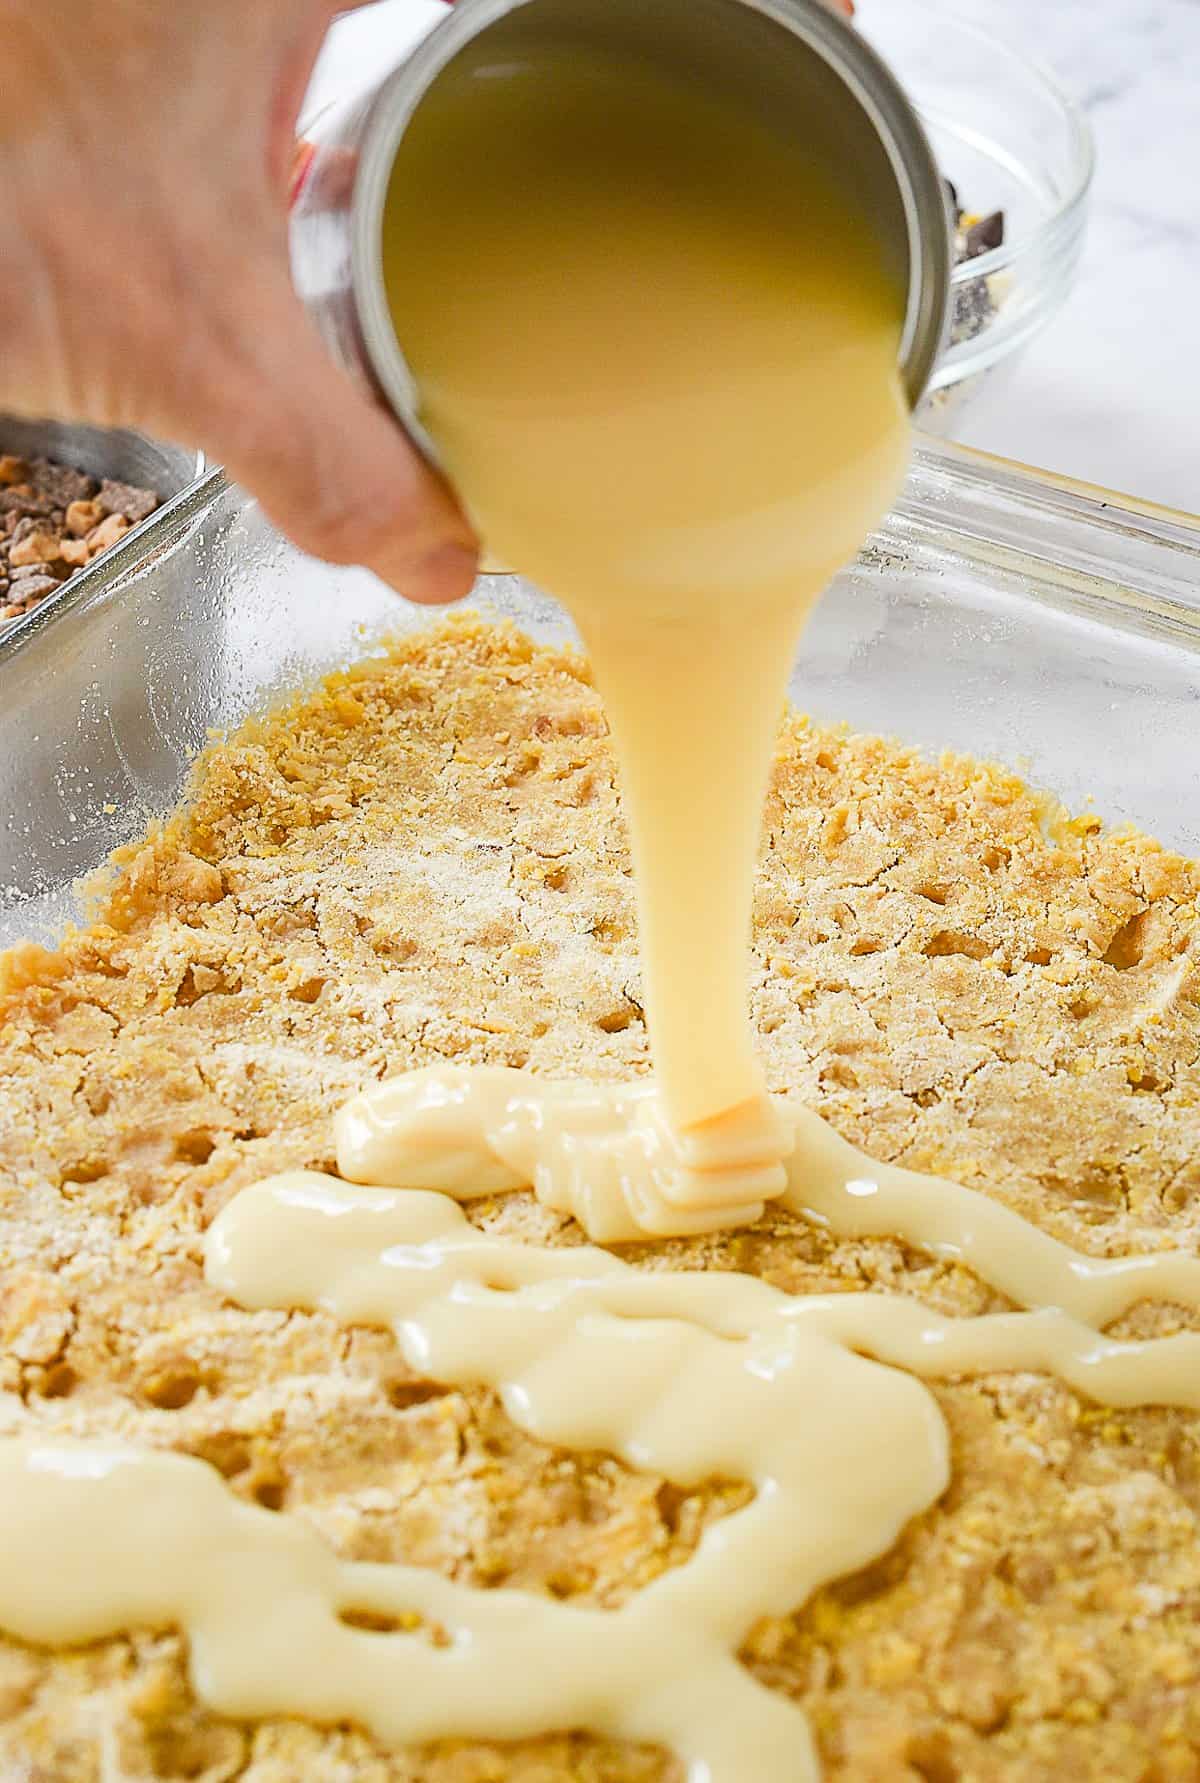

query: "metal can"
left=291, top=0, right=953, bottom=470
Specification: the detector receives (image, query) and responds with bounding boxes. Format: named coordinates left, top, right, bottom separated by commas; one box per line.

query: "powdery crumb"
left=3, top=614, right=1200, bottom=1781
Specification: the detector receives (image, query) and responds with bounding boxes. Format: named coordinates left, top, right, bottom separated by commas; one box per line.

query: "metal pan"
left=0, top=415, right=206, bottom=653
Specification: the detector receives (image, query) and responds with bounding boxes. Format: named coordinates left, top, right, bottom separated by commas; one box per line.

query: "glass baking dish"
left=2, top=435, right=1199, bottom=953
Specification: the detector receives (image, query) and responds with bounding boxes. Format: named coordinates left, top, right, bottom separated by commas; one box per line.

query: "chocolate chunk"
left=97, top=478, right=159, bottom=525
left=964, top=210, right=1005, bottom=259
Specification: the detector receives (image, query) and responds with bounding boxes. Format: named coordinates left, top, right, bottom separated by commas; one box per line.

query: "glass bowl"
left=855, top=0, right=1095, bottom=433
left=304, top=0, right=1090, bottom=438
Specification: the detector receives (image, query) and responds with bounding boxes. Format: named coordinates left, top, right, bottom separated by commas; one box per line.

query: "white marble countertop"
left=311, top=0, right=1200, bottom=514
left=951, top=0, right=1200, bottom=515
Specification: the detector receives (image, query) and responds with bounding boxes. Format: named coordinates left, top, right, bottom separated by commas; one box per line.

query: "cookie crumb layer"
left=3, top=615, right=1200, bottom=1782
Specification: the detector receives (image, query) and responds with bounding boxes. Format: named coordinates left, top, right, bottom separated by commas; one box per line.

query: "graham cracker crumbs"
left=3, top=613, right=1200, bottom=1782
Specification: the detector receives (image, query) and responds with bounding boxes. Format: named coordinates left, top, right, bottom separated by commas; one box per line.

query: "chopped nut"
left=86, top=513, right=131, bottom=556
left=58, top=536, right=90, bottom=569
left=66, top=497, right=105, bottom=537
left=9, top=528, right=63, bottom=568
left=0, top=455, right=31, bottom=486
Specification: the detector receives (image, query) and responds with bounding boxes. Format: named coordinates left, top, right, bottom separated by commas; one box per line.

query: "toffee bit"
left=0, top=449, right=160, bottom=632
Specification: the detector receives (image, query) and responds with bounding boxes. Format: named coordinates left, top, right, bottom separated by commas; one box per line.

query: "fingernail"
left=387, top=542, right=480, bottom=606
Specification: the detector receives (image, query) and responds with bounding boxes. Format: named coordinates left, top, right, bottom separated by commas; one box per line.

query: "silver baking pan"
left=0, top=416, right=203, bottom=507
left=0, top=413, right=205, bottom=627
left=2, top=437, right=1199, bottom=949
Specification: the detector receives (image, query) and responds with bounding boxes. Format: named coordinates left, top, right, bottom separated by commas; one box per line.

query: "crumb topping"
left=3, top=616, right=1200, bottom=1781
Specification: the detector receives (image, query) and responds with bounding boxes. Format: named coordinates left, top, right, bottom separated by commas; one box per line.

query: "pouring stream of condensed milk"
left=380, top=45, right=911, bottom=1222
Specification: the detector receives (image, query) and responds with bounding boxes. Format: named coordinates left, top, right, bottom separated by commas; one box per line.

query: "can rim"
left=350, top=0, right=953, bottom=461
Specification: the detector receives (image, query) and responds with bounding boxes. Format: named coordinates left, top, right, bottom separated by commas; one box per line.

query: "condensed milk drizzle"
left=334, top=1064, right=1200, bottom=1333
left=382, top=43, right=912, bottom=1183
left=6, top=1130, right=1200, bottom=1779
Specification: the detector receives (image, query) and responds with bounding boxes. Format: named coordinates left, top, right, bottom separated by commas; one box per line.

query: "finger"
left=199, top=263, right=479, bottom=604
left=290, top=141, right=359, bottom=214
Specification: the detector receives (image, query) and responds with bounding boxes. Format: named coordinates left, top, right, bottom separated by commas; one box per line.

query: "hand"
left=4, top=0, right=854, bottom=607
left=2, top=0, right=480, bottom=605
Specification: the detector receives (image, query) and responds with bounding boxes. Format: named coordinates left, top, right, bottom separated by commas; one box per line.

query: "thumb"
left=196, top=260, right=479, bottom=606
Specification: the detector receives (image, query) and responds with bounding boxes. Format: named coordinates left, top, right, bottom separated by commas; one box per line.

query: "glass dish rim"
left=2, top=436, right=1197, bottom=683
